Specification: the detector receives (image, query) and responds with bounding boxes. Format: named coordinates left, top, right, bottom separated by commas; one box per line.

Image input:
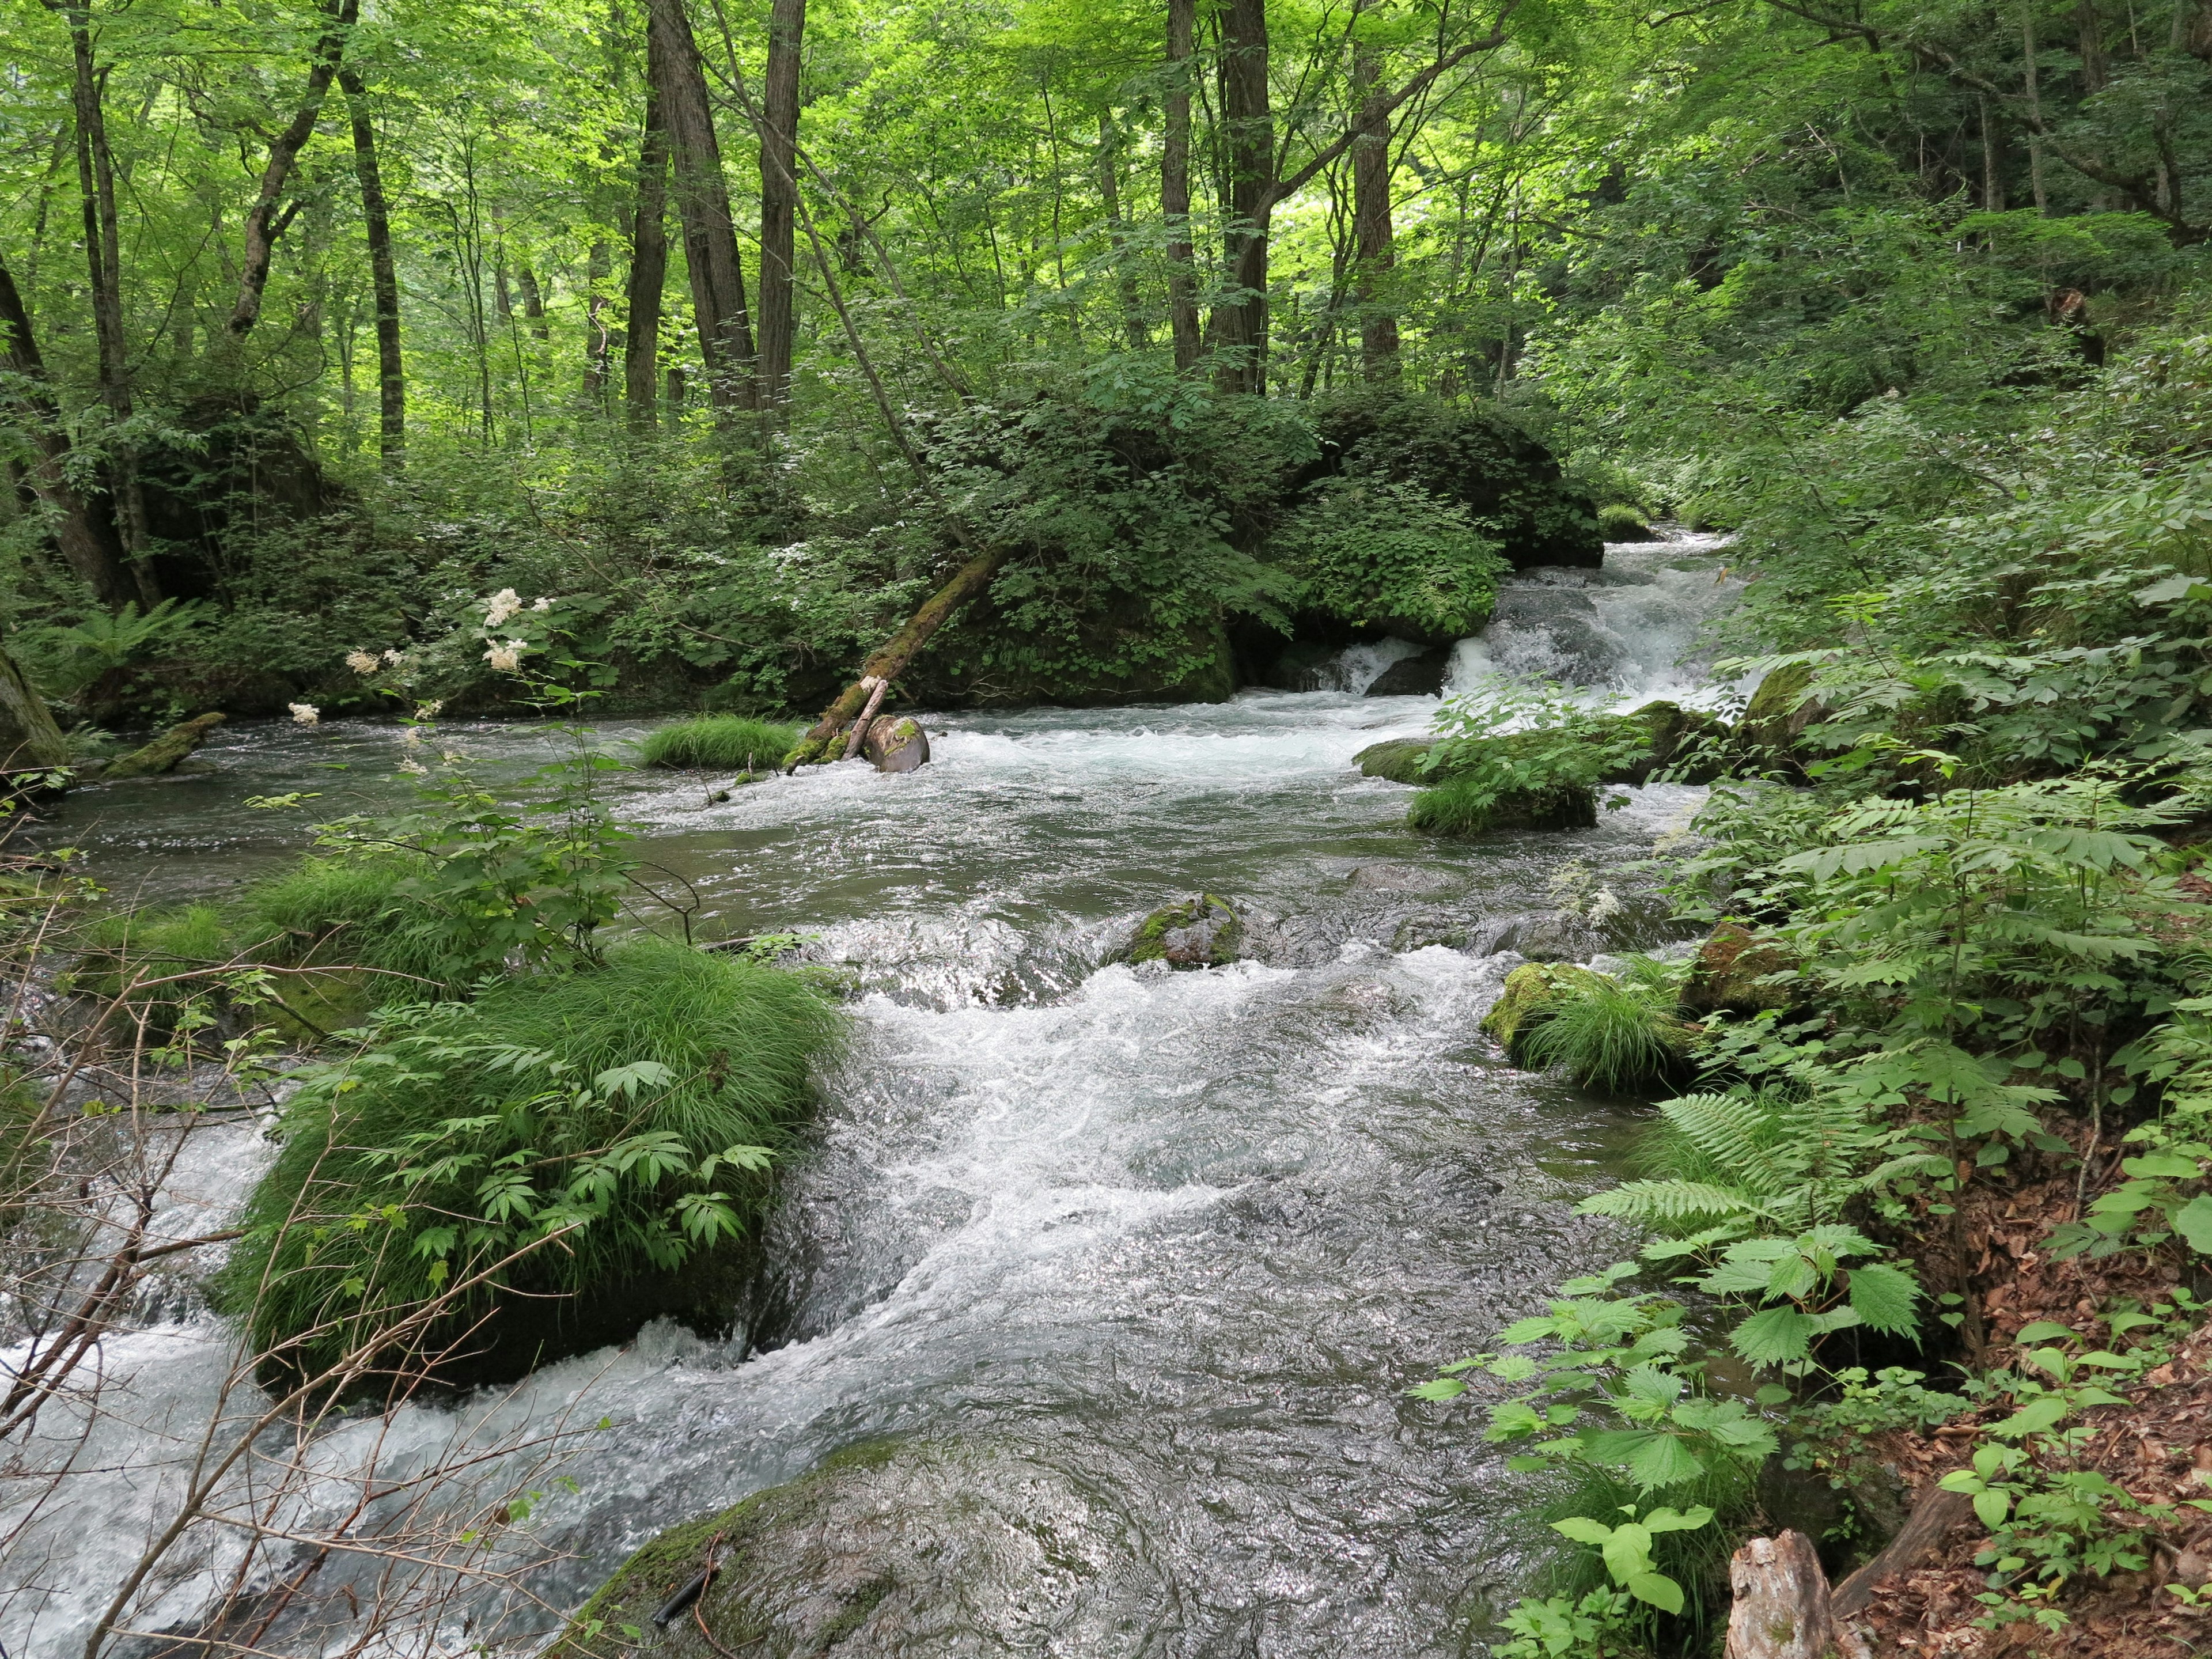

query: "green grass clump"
left=234, top=851, right=451, bottom=995
left=66, top=904, right=237, bottom=1033
left=1407, top=771, right=1597, bottom=836
left=638, top=715, right=801, bottom=772
left=214, top=940, right=843, bottom=1388
left=1518, top=969, right=1693, bottom=1093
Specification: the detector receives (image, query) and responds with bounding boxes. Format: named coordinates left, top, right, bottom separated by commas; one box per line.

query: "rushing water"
left=2, top=535, right=1738, bottom=1658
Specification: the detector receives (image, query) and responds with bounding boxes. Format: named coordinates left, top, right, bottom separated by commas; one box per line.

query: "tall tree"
left=757, top=0, right=805, bottom=405
left=1099, top=112, right=1147, bottom=350
left=51, top=1, right=155, bottom=604
left=1349, top=15, right=1399, bottom=377
left=644, top=0, right=758, bottom=414
left=1162, top=0, right=1202, bottom=371
left=1208, top=0, right=1274, bottom=393
left=338, top=66, right=404, bottom=468
left=0, top=255, right=134, bottom=608
left=625, top=87, right=672, bottom=429
left=226, top=0, right=361, bottom=342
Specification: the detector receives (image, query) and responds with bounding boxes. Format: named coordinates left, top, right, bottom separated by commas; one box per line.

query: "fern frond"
left=1655, top=1093, right=1786, bottom=1195
left=1578, top=1180, right=1763, bottom=1224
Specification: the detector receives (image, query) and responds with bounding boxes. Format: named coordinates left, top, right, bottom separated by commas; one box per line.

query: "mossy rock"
left=1354, top=738, right=1435, bottom=783
left=1121, top=893, right=1241, bottom=968
left=1597, top=503, right=1658, bottom=542
left=1680, top=921, right=1798, bottom=1015
left=1480, top=963, right=1613, bottom=1060
left=1737, top=664, right=1827, bottom=769
left=1407, top=777, right=1599, bottom=837
left=551, top=1435, right=1172, bottom=1658
left=1614, top=701, right=1732, bottom=785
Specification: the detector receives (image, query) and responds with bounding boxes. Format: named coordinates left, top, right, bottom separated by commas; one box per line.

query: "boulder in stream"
left=1480, top=963, right=1612, bottom=1060
left=1363, top=649, right=1450, bottom=696
left=1120, top=893, right=1241, bottom=968
left=551, top=1436, right=1173, bottom=1659
left=1736, top=662, right=1828, bottom=770
left=1353, top=737, right=1434, bottom=783
left=863, top=715, right=930, bottom=772
left=1681, top=920, right=1798, bottom=1015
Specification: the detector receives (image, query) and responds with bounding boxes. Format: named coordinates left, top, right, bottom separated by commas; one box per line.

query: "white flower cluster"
left=346, top=650, right=381, bottom=676
left=289, top=702, right=320, bottom=726
left=483, top=640, right=528, bottom=673
left=482, top=590, right=553, bottom=628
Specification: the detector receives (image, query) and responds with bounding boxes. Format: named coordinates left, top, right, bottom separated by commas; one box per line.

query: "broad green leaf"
left=1624, top=1571, right=1685, bottom=1614
left=2120, top=1153, right=2203, bottom=1179
left=2173, top=1195, right=2212, bottom=1254
left=1973, top=1488, right=2012, bottom=1529
left=1844, top=1262, right=1920, bottom=1334
left=1729, top=1306, right=1820, bottom=1365
left=1549, top=1517, right=1613, bottom=1546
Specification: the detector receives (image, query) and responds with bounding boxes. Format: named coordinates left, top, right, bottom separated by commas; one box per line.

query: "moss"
left=1354, top=738, right=1435, bottom=783
left=1738, top=663, right=1825, bottom=767
left=1123, top=893, right=1241, bottom=967
left=1407, top=774, right=1599, bottom=836
left=1597, top=503, right=1658, bottom=542
left=1481, top=963, right=1613, bottom=1059
left=1616, top=700, right=1732, bottom=785
left=1681, top=921, right=1799, bottom=1014
left=99, top=711, right=227, bottom=780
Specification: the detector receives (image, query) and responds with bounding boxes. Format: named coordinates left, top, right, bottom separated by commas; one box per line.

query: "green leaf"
left=1550, top=1517, right=1614, bottom=1547
left=1729, top=1306, right=1820, bottom=1365
left=2013, top=1320, right=2075, bottom=1344
left=1624, top=1571, right=1684, bottom=1614
left=1973, top=1488, right=2012, bottom=1529
left=1643, top=1505, right=1715, bottom=1533
left=1844, top=1263, right=1920, bottom=1335
left=2173, top=1195, right=2212, bottom=1254
left=2120, top=1153, right=2203, bottom=1179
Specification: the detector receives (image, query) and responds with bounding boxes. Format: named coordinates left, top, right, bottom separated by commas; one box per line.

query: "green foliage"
left=1272, top=476, right=1508, bottom=641
left=214, top=941, right=843, bottom=1384
left=637, top=716, right=801, bottom=773
left=1517, top=961, right=1692, bottom=1094
left=18, top=600, right=209, bottom=695
left=1547, top=1504, right=1714, bottom=1615
left=2054, top=997, right=2212, bottom=1259
left=1406, top=677, right=1646, bottom=836
left=1492, top=1586, right=1648, bottom=1659
left=66, top=903, right=236, bottom=1036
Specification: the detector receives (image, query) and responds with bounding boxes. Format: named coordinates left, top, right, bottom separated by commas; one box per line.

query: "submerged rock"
left=1681, top=920, right=1798, bottom=1014
left=1481, top=910, right=1603, bottom=963
left=1480, top=963, right=1611, bottom=1061
left=863, top=715, right=930, bottom=773
left=1364, top=649, right=1450, bottom=697
left=1121, top=893, right=1241, bottom=968
left=551, top=1436, right=1173, bottom=1659
left=1261, top=639, right=1343, bottom=691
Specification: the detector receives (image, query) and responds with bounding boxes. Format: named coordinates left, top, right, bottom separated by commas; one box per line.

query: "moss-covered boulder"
left=1614, top=701, right=1731, bottom=785
left=1737, top=664, right=1827, bottom=768
left=863, top=716, right=930, bottom=772
left=551, top=1436, right=1172, bottom=1658
left=1120, top=893, right=1241, bottom=968
left=1354, top=737, right=1434, bottom=783
left=1480, top=963, right=1612, bottom=1060
left=1598, top=503, right=1658, bottom=542
left=1680, top=921, right=1798, bottom=1015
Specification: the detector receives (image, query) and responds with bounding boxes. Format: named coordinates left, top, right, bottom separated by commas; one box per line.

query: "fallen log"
left=784, top=544, right=1009, bottom=770
left=1830, top=1486, right=1974, bottom=1617
left=101, top=711, right=226, bottom=779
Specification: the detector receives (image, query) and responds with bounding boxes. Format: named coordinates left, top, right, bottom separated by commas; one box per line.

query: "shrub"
left=1273, top=476, right=1510, bottom=642
left=1409, top=770, right=1599, bottom=836
left=637, top=715, right=802, bottom=772
left=215, top=940, right=844, bottom=1389
left=1405, top=677, right=1650, bottom=838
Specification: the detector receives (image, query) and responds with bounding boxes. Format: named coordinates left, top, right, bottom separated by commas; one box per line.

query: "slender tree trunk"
left=645, top=0, right=758, bottom=414
left=2077, top=0, right=2109, bottom=89
left=1350, top=18, right=1400, bottom=378
left=584, top=239, right=613, bottom=400
left=338, top=68, right=404, bottom=468
left=625, top=88, right=672, bottom=430
left=1979, top=95, right=2007, bottom=210
left=1162, top=0, right=1202, bottom=372
left=226, top=0, right=360, bottom=340
left=518, top=263, right=549, bottom=338
left=757, top=0, right=805, bottom=406
left=1209, top=0, right=1274, bottom=395
left=0, top=256, right=134, bottom=608
left=57, top=4, right=157, bottom=606
left=1099, top=112, right=1147, bottom=350
left=2021, top=9, right=2049, bottom=212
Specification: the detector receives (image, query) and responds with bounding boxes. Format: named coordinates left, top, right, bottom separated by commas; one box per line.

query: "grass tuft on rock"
left=1518, top=964, right=1694, bottom=1094
left=1407, top=772, right=1599, bottom=836
left=213, top=940, right=843, bottom=1390
left=638, top=715, right=801, bottom=772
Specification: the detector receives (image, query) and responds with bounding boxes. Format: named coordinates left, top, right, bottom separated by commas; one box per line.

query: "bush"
left=1273, top=476, right=1510, bottom=643
left=637, top=715, right=802, bottom=772
left=215, top=940, right=843, bottom=1391
left=1406, top=678, right=1652, bottom=838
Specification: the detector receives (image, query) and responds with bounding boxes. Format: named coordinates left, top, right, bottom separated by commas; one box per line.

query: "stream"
left=2, top=537, right=1740, bottom=1658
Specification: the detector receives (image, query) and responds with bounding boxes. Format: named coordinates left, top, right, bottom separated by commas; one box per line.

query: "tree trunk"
left=1724, top=1531, right=1863, bottom=1659
left=59, top=3, right=157, bottom=607
left=786, top=544, right=1012, bottom=768
left=757, top=0, right=806, bottom=406
left=1831, top=1488, right=1974, bottom=1617
left=517, top=262, right=549, bottom=338
left=1350, top=16, right=1400, bottom=378
left=0, top=255, right=134, bottom=608
left=1162, top=0, right=1202, bottom=372
left=338, top=67, right=404, bottom=469
left=585, top=239, right=613, bottom=400
left=225, top=0, right=360, bottom=340
left=645, top=0, right=758, bottom=414
left=0, top=642, right=71, bottom=777
left=625, top=86, right=672, bottom=430
left=1099, top=112, right=1147, bottom=350
left=2077, top=0, right=2109, bottom=90
left=1209, top=0, right=1274, bottom=395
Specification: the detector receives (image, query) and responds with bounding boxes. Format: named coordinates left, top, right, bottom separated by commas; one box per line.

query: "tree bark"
left=226, top=0, right=360, bottom=340
left=1831, top=1488, right=1974, bottom=1617
left=1350, top=12, right=1400, bottom=378
left=625, top=85, right=672, bottom=429
left=1162, top=0, right=1202, bottom=372
left=1099, top=112, right=1147, bottom=350
left=2077, top=0, right=2109, bottom=90
left=55, top=3, right=157, bottom=606
left=786, top=544, right=1012, bottom=768
left=645, top=0, right=758, bottom=414
left=338, top=67, right=404, bottom=468
left=517, top=262, right=549, bottom=338
left=0, top=255, right=134, bottom=608
left=0, top=642, right=71, bottom=777
left=757, top=0, right=806, bottom=406
left=1209, top=0, right=1275, bottom=395
left=1724, top=1531, right=1863, bottom=1659
left=585, top=238, right=613, bottom=400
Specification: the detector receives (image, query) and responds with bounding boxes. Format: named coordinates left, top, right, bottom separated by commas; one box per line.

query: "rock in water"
left=1363, top=649, right=1450, bottom=696
left=1262, top=639, right=1343, bottom=691
left=101, top=711, right=226, bottom=780
left=1681, top=920, right=1797, bottom=1014
left=551, top=1437, right=1174, bottom=1659
left=863, top=715, right=930, bottom=772
left=1480, top=962, right=1612, bottom=1060
left=1353, top=738, right=1434, bottom=783
left=1122, top=894, right=1241, bottom=968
